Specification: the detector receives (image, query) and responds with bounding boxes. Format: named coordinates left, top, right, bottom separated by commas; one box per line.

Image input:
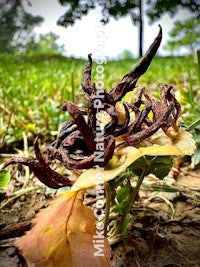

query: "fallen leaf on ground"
left=15, top=190, right=111, bottom=267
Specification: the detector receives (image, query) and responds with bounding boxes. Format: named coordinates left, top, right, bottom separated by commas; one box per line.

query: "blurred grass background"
left=0, top=53, right=199, bottom=151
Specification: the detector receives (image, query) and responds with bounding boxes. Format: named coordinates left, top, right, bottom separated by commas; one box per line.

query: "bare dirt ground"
left=111, top=165, right=200, bottom=267
left=0, top=157, right=200, bottom=267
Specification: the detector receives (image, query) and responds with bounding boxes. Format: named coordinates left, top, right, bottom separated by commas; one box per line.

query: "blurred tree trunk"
left=130, top=0, right=143, bottom=57
left=138, top=0, right=143, bottom=57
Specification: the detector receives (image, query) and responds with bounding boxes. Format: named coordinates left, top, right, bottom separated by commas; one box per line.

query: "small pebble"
left=6, top=247, right=16, bottom=257
left=12, top=202, right=21, bottom=209
left=171, top=225, right=182, bottom=234
left=20, top=195, right=25, bottom=201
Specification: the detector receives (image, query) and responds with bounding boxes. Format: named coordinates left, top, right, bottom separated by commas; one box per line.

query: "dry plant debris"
left=2, top=26, right=183, bottom=188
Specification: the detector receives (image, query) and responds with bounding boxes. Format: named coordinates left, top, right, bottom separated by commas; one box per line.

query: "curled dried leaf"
left=1, top=140, right=72, bottom=189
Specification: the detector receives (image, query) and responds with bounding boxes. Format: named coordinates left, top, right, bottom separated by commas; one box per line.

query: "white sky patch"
left=25, top=0, right=192, bottom=58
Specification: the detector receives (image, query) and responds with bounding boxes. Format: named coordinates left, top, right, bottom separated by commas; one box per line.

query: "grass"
left=0, top=53, right=198, bottom=150
left=0, top=54, right=85, bottom=148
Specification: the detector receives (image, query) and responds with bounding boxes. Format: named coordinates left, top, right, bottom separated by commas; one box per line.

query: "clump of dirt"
left=0, top=160, right=200, bottom=267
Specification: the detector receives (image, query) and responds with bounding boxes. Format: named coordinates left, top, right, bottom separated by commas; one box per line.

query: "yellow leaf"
left=70, top=129, right=196, bottom=192
left=15, top=190, right=111, bottom=267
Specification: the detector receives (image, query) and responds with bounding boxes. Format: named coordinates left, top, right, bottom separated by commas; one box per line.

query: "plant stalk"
left=129, top=164, right=150, bottom=205
left=104, top=182, right=111, bottom=237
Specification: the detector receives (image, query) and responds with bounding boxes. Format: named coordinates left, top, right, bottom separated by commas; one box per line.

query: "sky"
left=25, top=0, right=192, bottom=59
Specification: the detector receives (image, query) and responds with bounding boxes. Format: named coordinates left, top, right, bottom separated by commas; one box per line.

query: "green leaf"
left=45, top=186, right=70, bottom=196
left=116, top=187, right=130, bottom=203
left=119, top=216, right=130, bottom=235
left=0, top=170, right=11, bottom=188
left=129, top=155, right=173, bottom=180
left=191, top=146, right=200, bottom=169
left=187, top=118, right=200, bottom=132
left=142, top=184, right=178, bottom=192
left=196, top=50, right=200, bottom=86
left=149, top=156, right=173, bottom=179
left=129, top=156, right=148, bottom=176
left=112, top=201, right=131, bottom=216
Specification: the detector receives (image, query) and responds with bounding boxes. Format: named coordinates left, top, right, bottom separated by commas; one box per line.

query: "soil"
left=0, top=155, right=200, bottom=267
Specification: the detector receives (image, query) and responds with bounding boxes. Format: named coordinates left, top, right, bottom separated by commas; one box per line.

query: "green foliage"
left=0, top=170, right=11, bottom=188
left=116, top=187, right=130, bottom=203
left=164, top=17, right=200, bottom=55
left=0, top=54, right=84, bottom=149
left=57, top=0, right=138, bottom=26
left=58, top=0, right=200, bottom=26
left=25, top=32, right=65, bottom=55
left=130, top=156, right=173, bottom=179
left=196, top=50, right=200, bottom=84
left=117, top=49, right=134, bottom=60
left=0, top=0, right=44, bottom=53
left=107, top=154, right=175, bottom=239
left=112, top=201, right=131, bottom=216
left=146, top=0, right=200, bottom=22
left=142, top=184, right=178, bottom=192
left=0, top=54, right=197, bottom=150
left=188, top=119, right=200, bottom=169
left=191, top=131, right=200, bottom=168
left=169, top=51, right=200, bottom=169
left=105, top=56, right=195, bottom=92
left=184, top=51, right=200, bottom=169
